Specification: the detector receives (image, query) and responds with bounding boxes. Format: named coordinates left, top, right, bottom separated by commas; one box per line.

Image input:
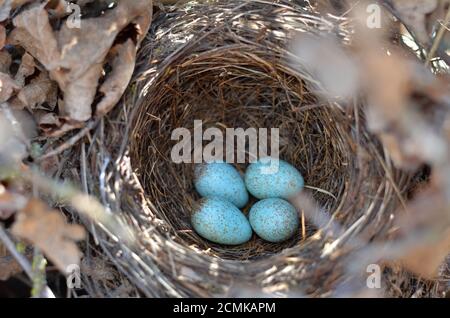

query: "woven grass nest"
left=80, top=0, right=428, bottom=297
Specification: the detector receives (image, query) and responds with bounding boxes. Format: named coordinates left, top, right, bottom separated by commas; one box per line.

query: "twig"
left=304, top=185, right=337, bottom=200
left=426, top=5, right=450, bottom=67
left=0, top=225, right=55, bottom=298
left=37, top=120, right=98, bottom=161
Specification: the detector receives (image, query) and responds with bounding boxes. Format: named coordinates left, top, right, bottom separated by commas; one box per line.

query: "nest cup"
left=87, top=1, right=417, bottom=297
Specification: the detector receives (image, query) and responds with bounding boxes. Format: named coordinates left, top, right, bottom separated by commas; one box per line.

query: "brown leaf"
left=392, top=0, right=438, bottom=45
left=9, top=2, right=61, bottom=70
left=57, top=63, right=102, bottom=121
left=0, top=0, right=34, bottom=22
left=0, top=0, right=12, bottom=22
left=0, top=72, right=20, bottom=102
left=400, top=229, right=450, bottom=279
left=11, top=198, right=85, bottom=273
left=96, top=39, right=137, bottom=116
left=0, top=108, right=36, bottom=162
left=54, top=0, right=151, bottom=84
left=0, top=252, right=23, bottom=281
left=45, top=0, right=71, bottom=19
left=0, top=240, right=31, bottom=281
left=0, top=50, right=11, bottom=73
left=0, top=185, right=27, bottom=220
left=39, top=153, right=59, bottom=176
left=14, top=52, right=35, bottom=87
left=0, top=24, right=5, bottom=49
left=396, top=187, right=450, bottom=279
left=6, top=0, right=152, bottom=134
left=51, top=0, right=152, bottom=121
left=35, top=111, right=84, bottom=138
left=17, top=71, right=58, bottom=111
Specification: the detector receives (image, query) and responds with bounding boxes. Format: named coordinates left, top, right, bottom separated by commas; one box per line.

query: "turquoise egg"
left=194, top=162, right=249, bottom=208
left=245, top=158, right=304, bottom=199
left=191, top=198, right=253, bottom=245
left=249, top=198, right=299, bottom=243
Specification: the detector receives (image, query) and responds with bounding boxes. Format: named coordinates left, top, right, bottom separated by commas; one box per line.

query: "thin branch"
left=426, top=5, right=450, bottom=67
left=0, top=224, right=55, bottom=298
left=37, top=120, right=99, bottom=161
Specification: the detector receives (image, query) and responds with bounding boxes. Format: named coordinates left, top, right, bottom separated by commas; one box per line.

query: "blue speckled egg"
left=245, top=158, right=304, bottom=199
left=194, top=162, right=249, bottom=208
left=191, top=198, right=253, bottom=245
left=249, top=198, right=299, bottom=243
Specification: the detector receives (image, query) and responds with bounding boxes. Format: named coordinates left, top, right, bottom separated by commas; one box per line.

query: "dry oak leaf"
left=14, top=52, right=36, bottom=87
left=11, top=198, right=85, bottom=273
left=95, top=39, right=137, bottom=116
left=52, top=0, right=152, bottom=121
left=9, top=2, right=61, bottom=70
left=18, top=71, right=58, bottom=111
left=0, top=72, right=20, bottom=102
left=9, top=0, right=152, bottom=126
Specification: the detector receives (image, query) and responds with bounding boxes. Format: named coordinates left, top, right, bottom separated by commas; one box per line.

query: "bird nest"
left=79, top=0, right=425, bottom=297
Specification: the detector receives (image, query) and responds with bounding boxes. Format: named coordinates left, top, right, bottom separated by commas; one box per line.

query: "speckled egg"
left=245, top=158, right=304, bottom=200
left=194, top=162, right=249, bottom=208
left=249, top=198, right=299, bottom=243
left=191, top=198, right=253, bottom=245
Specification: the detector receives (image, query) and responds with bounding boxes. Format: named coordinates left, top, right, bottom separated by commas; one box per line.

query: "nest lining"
left=81, top=0, right=421, bottom=297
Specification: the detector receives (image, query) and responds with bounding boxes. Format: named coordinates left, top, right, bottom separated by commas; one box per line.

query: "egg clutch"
left=191, top=159, right=304, bottom=245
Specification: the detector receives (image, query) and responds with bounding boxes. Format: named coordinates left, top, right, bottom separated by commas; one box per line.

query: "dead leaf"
left=51, top=0, right=152, bottom=121
left=17, top=71, right=58, bottom=111
left=96, top=39, right=137, bottom=116
left=0, top=24, right=5, bottom=49
left=0, top=50, right=11, bottom=73
left=12, top=0, right=33, bottom=6
left=291, top=33, right=359, bottom=100
left=54, top=0, right=151, bottom=84
left=11, top=198, right=85, bottom=273
left=0, top=239, right=31, bottom=281
left=0, top=184, right=27, bottom=219
left=39, top=153, right=59, bottom=176
left=9, top=2, right=61, bottom=70
left=58, top=63, right=102, bottom=121
left=14, top=52, right=35, bottom=87
left=392, top=0, right=438, bottom=45
left=395, top=187, right=450, bottom=279
left=0, top=72, right=20, bottom=102
left=0, top=0, right=12, bottom=22
left=7, top=0, right=152, bottom=131
left=0, top=252, right=23, bottom=281
left=81, top=257, right=115, bottom=282
left=400, top=229, right=450, bottom=279
left=0, top=0, right=34, bottom=21
left=46, top=0, right=71, bottom=19
left=0, top=108, right=35, bottom=163
left=35, top=111, right=83, bottom=138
